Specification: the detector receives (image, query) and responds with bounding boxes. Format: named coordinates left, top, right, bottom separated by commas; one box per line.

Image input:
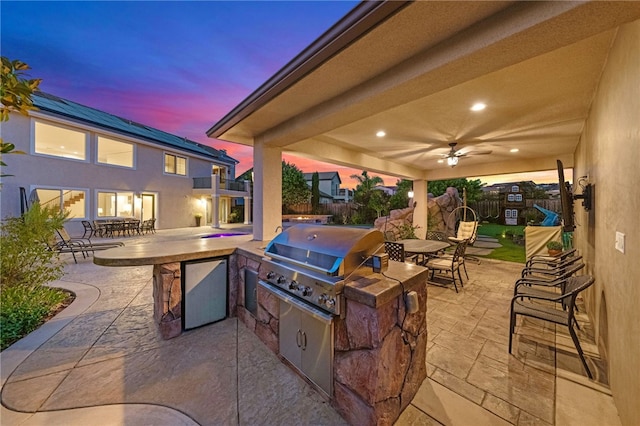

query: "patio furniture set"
left=509, top=249, right=595, bottom=379
left=82, top=218, right=156, bottom=239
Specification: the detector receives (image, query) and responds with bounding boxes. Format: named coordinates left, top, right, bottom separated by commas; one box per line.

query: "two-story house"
left=0, top=92, right=250, bottom=236
left=303, top=171, right=355, bottom=203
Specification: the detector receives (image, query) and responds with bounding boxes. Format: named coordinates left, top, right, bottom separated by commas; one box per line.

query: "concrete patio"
left=0, top=226, right=620, bottom=425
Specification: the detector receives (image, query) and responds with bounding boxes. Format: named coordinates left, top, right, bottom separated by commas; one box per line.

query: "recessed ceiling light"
left=376, top=130, right=386, bottom=137
left=510, top=148, right=519, bottom=153
left=437, top=159, right=444, bottom=164
left=471, top=103, right=486, bottom=112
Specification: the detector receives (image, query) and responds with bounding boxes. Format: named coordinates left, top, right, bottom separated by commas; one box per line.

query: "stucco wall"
left=574, top=19, right=639, bottom=425
left=0, top=112, right=217, bottom=233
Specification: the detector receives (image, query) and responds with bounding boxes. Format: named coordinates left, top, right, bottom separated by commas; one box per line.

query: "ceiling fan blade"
left=464, top=149, right=493, bottom=156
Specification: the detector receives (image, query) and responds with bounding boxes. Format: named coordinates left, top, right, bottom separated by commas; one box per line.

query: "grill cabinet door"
left=279, top=300, right=302, bottom=369
left=278, top=298, right=333, bottom=396
left=300, top=311, right=333, bottom=396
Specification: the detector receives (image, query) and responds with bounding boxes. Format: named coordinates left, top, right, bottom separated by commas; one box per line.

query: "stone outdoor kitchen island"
left=95, top=238, right=429, bottom=426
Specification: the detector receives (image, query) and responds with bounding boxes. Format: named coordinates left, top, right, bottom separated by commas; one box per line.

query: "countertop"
left=93, top=234, right=257, bottom=266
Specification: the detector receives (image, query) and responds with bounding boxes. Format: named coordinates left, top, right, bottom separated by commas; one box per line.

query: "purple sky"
left=1, top=1, right=382, bottom=185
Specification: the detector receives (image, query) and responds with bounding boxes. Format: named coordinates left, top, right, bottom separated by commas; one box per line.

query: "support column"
left=243, top=196, right=252, bottom=225
left=412, top=180, right=428, bottom=239
left=253, top=141, right=282, bottom=241
left=212, top=195, right=220, bottom=228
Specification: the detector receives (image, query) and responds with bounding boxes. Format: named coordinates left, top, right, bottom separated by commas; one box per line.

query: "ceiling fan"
left=441, top=142, right=492, bottom=167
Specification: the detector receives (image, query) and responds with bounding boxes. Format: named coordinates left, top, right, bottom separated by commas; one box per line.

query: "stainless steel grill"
left=261, top=224, right=384, bottom=315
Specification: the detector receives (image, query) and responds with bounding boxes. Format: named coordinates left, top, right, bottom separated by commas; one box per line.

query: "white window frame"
left=31, top=119, right=89, bottom=162
left=96, top=190, right=135, bottom=218
left=31, top=185, right=88, bottom=220
left=96, top=135, right=136, bottom=169
left=164, top=152, right=188, bottom=176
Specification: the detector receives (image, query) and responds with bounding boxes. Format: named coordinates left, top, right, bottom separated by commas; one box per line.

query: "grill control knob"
left=266, top=271, right=276, bottom=280
left=277, top=275, right=287, bottom=284
left=301, top=286, right=313, bottom=297
left=318, top=294, right=328, bottom=305
left=325, top=298, right=336, bottom=309
left=288, top=280, right=298, bottom=290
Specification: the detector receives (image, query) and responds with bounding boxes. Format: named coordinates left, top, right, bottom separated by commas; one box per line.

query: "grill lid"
left=264, top=224, right=384, bottom=277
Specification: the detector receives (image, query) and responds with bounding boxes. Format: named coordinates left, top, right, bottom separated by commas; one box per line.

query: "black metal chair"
left=425, top=239, right=468, bottom=293
left=55, top=228, right=124, bottom=262
left=384, top=241, right=405, bottom=262
left=520, top=254, right=583, bottom=279
left=81, top=220, right=96, bottom=239
left=525, top=248, right=578, bottom=268
left=509, top=275, right=595, bottom=379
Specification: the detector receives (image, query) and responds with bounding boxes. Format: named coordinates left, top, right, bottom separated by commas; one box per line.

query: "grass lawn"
left=476, top=223, right=526, bottom=263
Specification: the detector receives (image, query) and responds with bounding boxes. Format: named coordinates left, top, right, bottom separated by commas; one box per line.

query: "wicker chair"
left=509, top=275, right=595, bottom=378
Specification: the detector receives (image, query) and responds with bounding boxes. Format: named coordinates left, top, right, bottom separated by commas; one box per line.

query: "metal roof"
left=33, top=92, right=238, bottom=165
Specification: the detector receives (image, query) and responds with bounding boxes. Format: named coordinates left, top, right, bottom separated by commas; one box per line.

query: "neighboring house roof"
left=303, top=171, right=342, bottom=183
left=33, top=92, right=238, bottom=165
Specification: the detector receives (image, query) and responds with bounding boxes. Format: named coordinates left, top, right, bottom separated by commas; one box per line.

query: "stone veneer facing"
left=332, top=287, right=427, bottom=425
left=152, top=263, right=183, bottom=340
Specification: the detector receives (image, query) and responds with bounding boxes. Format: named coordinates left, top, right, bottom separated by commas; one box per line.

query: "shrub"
left=0, top=284, right=69, bottom=350
left=1, top=203, right=68, bottom=288
left=546, top=240, right=563, bottom=251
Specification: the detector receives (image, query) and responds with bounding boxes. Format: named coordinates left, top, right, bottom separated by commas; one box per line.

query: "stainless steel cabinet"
left=279, top=299, right=333, bottom=396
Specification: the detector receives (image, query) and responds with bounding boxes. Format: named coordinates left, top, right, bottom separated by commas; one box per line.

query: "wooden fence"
left=287, top=202, right=358, bottom=222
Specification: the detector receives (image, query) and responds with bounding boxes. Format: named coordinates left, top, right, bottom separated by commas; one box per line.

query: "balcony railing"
left=192, top=177, right=250, bottom=192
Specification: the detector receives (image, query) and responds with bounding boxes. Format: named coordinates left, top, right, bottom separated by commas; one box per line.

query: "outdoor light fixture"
left=408, top=190, right=414, bottom=198
left=376, top=130, right=386, bottom=137
left=447, top=156, right=459, bottom=167
left=510, top=148, right=519, bottom=153
left=470, top=102, right=486, bottom=111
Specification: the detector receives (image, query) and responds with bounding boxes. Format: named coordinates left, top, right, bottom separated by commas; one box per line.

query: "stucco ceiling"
left=210, top=1, right=640, bottom=181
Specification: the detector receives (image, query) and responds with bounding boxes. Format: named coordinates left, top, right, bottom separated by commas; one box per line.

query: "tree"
left=428, top=178, right=484, bottom=202
left=1, top=57, right=42, bottom=177
left=282, top=161, right=310, bottom=211
left=311, top=171, right=320, bottom=213
left=389, top=179, right=413, bottom=210
left=350, top=171, right=386, bottom=223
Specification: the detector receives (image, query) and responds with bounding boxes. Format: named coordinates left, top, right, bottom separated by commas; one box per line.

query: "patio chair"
left=520, top=254, right=583, bottom=279
left=447, top=206, right=480, bottom=265
left=93, top=220, right=107, bottom=237
left=46, top=234, right=87, bottom=263
left=425, top=239, right=468, bottom=293
left=514, top=261, right=585, bottom=295
left=509, top=275, right=595, bottom=379
left=525, top=248, right=578, bottom=268
left=56, top=228, right=124, bottom=260
left=384, top=241, right=406, bottom=262
left=81, top=220, right=97, bottom=239
left=141, top=218, right=156, bottom=234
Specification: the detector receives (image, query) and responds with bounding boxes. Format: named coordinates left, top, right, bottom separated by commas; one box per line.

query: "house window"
left=97, top=191, right=134, bottom=217
left=34, top=120, right=87, bottom=160
left=515, top=194, right=523, bottom=202
left=508, top=194, right=515, bottom=202
left=164, top=153, right=187, bottom=175
left=97, top=136, right=134, bottom=168
left=35, top=188, right=86, bottom=219
left=511, top=185, right=520, bottom=192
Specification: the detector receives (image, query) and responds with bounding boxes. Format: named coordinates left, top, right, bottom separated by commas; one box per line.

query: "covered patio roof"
left=207, top=1, right=640, bottom=181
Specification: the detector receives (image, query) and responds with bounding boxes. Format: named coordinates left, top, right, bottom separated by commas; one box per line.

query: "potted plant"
left=546, top=240, right=563, bottom=256
left=194, top=213, right=202, bottom=227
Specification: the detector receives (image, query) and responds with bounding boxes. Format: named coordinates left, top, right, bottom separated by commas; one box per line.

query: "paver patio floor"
left=1, top=226, right=620, bottom=425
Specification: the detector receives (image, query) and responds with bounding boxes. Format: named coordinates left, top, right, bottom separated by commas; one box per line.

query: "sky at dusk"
left=1, top=1, right=563, bottom=189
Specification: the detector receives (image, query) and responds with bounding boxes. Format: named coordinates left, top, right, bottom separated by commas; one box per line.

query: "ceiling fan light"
left=447, top=156, right=459, bottom=167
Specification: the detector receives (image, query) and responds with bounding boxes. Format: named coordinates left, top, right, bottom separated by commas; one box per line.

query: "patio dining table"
left=397, top=239, right=451, bottom=265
